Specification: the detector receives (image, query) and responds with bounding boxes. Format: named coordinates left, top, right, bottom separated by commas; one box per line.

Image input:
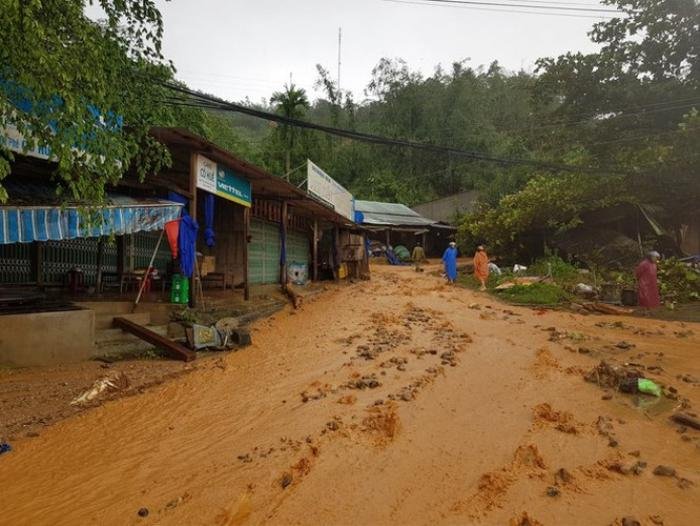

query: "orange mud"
left=1, top=265, right=699, bottom=525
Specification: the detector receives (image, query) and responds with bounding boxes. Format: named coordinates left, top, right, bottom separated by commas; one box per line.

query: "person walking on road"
left=635, top=251, right=661, bottom=311
left=473, top=245, right=490, bottom=291
left=412, top=242, right=427, bottom=272
left=442, top=241, right=458, bottom=284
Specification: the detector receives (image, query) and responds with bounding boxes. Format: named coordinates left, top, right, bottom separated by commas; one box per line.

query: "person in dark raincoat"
left=442, top=241, right=458, bottom=284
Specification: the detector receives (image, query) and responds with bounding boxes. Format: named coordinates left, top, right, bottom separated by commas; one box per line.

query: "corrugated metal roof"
left=355, top=200, right=436, bottom=227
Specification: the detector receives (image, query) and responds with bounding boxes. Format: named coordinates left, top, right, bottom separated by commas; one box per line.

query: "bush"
left=497, top=282, right=571, bottom=305
left=658, top=258, right=700, bottom=303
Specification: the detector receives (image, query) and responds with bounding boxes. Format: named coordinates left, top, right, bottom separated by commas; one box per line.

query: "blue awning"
left=0, top=185, right=183, bottom=244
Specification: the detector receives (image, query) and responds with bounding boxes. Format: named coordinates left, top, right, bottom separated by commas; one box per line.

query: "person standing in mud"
left=442, top=241, right=458, bottom=284
left=635, top=251, right=661, bottom=311
left=412, top=242, right=426, bottom=272
left=473, top=245, right=490, bottom=291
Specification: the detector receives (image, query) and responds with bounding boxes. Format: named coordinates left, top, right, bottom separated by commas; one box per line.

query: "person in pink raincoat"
left=635, top=251, right=661, bottom=310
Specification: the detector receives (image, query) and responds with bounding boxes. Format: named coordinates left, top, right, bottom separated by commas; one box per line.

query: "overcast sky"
left=94, top=0, right=613, bottom=104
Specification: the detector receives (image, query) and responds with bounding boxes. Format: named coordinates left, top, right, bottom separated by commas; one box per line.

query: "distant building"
left=411, top=191, right=479, bottom=225
left=354, top=200, right=456, bottom=257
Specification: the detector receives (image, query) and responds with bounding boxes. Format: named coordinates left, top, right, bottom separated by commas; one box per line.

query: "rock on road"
left=1, top=265, right=699, bottom=525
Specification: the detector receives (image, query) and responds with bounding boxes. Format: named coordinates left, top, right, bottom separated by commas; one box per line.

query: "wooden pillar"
left=95, top=238, right=105, bottom=294
left=280, top=201, right=288, bottom=285
left=334, top=225, right=340, bottom=282
left=385, top=229, right=391, bottom=248
left=189, top=151, right=198, bottom=307
left=243, top=206, right=250, bottom=301
left=422, top=232, right=428, bottom=254
left=312, top=219, right=319, bottom=282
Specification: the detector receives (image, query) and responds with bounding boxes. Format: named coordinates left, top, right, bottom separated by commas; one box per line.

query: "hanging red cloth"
left=635, top=259, right=661, bottom=308
left=164, top=219, right=181, bottom=259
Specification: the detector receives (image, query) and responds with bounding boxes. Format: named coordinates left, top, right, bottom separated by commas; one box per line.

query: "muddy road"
left=1, top=266, right=699, bottom=525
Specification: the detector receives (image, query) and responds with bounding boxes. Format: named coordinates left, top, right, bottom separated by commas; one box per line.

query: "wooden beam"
left=312, top=219, right=319, bottom=282
left=113, top=317, right=196, bottom=362
left=244, top=206, right=250, bottom=301
left=189, top=151, right=198, bottom=308
left=280, top=201, right=288, bottom=285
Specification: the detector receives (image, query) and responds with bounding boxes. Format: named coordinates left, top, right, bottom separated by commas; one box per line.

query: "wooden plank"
left=113, top=317, right=196, bottom=362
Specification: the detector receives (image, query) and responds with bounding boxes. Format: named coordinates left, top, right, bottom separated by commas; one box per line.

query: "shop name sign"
left=195, top=154, right=252, bottom=207
left=307, top=160, right=354, bottom=221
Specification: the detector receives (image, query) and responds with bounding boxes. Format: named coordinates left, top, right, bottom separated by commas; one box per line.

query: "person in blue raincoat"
left=442, top=241, right=458, bottom=284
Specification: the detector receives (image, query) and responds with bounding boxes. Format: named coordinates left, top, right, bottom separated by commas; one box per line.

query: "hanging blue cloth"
left=167, top=191, right=189, bottom=214
left=179, top=214, right=199, bottom=278
left=442, top=246, right=458, bottom=282
left=204, top=193, right=215, bottom=247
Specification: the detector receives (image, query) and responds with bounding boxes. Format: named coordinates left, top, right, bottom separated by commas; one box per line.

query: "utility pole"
left=337, top=27, right=342, bottom=99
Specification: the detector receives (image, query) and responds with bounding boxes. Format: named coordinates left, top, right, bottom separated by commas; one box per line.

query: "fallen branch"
left=283, top=281, right=303, bottom=309
left=670, top=413, right=700, bottom=431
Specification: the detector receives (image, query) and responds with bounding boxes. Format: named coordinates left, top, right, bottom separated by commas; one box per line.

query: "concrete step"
left=96, top=324, right=168, bottom=344
left=76, top=301, right=135, bottom=315
left=95, top=311, right=151, bottom=330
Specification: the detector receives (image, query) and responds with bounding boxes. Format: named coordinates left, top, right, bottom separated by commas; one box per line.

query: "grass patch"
left=496, top=282, right=571, bottom=305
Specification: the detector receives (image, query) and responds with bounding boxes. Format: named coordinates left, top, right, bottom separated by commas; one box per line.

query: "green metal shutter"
left=248, top=219, right=281, bottom=284
left=287, top=229, right=309, bottom=266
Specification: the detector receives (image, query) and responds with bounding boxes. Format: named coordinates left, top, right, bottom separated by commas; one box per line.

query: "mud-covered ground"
left=1, top=264, right=698, bottom=525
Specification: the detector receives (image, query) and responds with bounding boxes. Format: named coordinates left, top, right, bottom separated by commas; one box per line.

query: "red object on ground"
left=164, top=220, right=180, bottom=259
left=635, top=259, right=661, bottom=308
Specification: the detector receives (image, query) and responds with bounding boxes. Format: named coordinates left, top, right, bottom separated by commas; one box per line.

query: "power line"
left=159, top=82, right=629, bottom=175
left=382, top=0, right=616, bottom=18
left=417, top=0, right=620, bottom=13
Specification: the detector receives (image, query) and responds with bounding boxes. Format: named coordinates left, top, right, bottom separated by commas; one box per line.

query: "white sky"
left=91, top=0, right=612, bottom=104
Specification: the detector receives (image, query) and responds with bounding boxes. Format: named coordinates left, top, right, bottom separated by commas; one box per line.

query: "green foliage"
left=658, top=258, right=700, bottom=303
left=457, top=173, right=630, bottom=258
left=497, top=282, right=571, bottom=305
left=528, top=255, right=580, bottom=283
left=0, top=0, right=175, bottom=204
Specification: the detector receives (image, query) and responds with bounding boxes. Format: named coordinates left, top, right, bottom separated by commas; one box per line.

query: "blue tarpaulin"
left=204, top=193, right=215, bottom=247
left=179, top=214, right=199, bottom=278
left=0, top=183, right=183, bottom=245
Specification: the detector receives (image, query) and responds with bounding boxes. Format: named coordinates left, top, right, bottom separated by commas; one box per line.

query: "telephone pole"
left=337, top=27, right=342, bottom=98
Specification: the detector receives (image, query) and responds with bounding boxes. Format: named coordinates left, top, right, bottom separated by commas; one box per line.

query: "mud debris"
left=345, top=374, right=381, bottom=390
left=652, top=465, right=676, bottom=477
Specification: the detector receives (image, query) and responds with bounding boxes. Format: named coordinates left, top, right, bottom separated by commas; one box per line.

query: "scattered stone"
left=602, top=392, right=613, bottom=401
left=346, top=374, right=381, bottom=390
left=616, top=341, right=635, bottom=350
left=25, top=431, right=40, bottom=438
left=677, top=478, right=694, bottom=490
left=652, top=465, right=676, bottom=477
left=555, top=468, right=573, bottom=484
left=137, top=508, right=149, bottom=518
left=326, top=420, right=340, bottom=431
left=649, top=515, right=664, bottom=525
left=280, top=472, right=293, bottom=489
left=578, top=347, right=592, bottom=354
left=621, top=517, right=640, bottom=526
left=628, top=450, right=641, bottom=457
left=237, top=453, right=252, bottom=463
left=546, top=486, right=560, bottom=497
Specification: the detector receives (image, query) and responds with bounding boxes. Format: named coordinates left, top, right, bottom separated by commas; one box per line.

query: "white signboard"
left=195, top=154, right=218, bottom=194
left=307, top=160, right=354, bottom=221
left=1, top=124, right=52, bottom=160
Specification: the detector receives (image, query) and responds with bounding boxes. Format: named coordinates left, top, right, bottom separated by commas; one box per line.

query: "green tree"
left=269, top=83, right=310, bottom=175
left=0, top=0, right=174, bottom=203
